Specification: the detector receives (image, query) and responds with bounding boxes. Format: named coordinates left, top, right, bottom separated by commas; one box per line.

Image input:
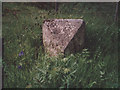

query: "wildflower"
left=53, top=67, right=61, bottom=72
left=53, top=67, right=57, bottom=71
left=61, top=58, right=68, bottom=62
left=18, top=65, right=22, bottom=69
left=86, top=60, right=92, bottom=63
left=70, top=54, right=74, bottom=57
left=19, top=51, right=24, bottom=56
left=63, top=68, right=70, bottom=74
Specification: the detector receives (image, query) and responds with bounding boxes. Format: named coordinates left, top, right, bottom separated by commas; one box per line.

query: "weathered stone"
left=42, top=19, right=85, bottom=56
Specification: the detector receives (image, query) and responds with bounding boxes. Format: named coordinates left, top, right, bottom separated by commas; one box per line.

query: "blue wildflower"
left=18, top=65, right=22, bottom=69
left=19, top=51, right=24, bottom=56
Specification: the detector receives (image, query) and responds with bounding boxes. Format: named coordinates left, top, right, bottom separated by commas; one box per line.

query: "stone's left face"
left=42, top=19, right=85, bottom=56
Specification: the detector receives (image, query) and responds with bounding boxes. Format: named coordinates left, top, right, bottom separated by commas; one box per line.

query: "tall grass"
left=2, top=2, right=118, bottom=88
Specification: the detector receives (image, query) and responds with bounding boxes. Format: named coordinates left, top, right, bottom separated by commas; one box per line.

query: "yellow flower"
left=61, top=58, right=68, bottom=62
left=63, top=68, right=70, bottom=74
left=53, top=67, right=57, bottom=71
left=19, top=63, right=22, bottom=66
left=53, top=67, right=61, bottom=72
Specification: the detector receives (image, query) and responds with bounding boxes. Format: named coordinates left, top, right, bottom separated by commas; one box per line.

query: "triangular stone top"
left=43, top=19, right=85, bottom=56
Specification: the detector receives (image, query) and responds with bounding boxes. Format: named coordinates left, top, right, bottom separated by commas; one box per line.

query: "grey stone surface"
left=42, top=19, right=85, bottom=56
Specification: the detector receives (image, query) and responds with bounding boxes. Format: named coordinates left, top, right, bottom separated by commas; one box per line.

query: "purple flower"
left=18, top=65, right=22, bottom=69
left=19, top=51, right=24, bottom=56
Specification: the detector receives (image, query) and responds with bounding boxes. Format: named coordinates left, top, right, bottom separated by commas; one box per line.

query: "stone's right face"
left=42, top=19, right=85, bottom=56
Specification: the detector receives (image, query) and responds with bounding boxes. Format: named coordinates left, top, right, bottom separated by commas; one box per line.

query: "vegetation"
left=2, top=2, right=118, bottom=88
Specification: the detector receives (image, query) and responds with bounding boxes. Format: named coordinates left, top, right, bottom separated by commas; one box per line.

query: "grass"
left=2, top=2, right=118, bottom=88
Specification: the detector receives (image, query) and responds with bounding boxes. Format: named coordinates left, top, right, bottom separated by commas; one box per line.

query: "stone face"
left=42, top=19, right=85, bottom=56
